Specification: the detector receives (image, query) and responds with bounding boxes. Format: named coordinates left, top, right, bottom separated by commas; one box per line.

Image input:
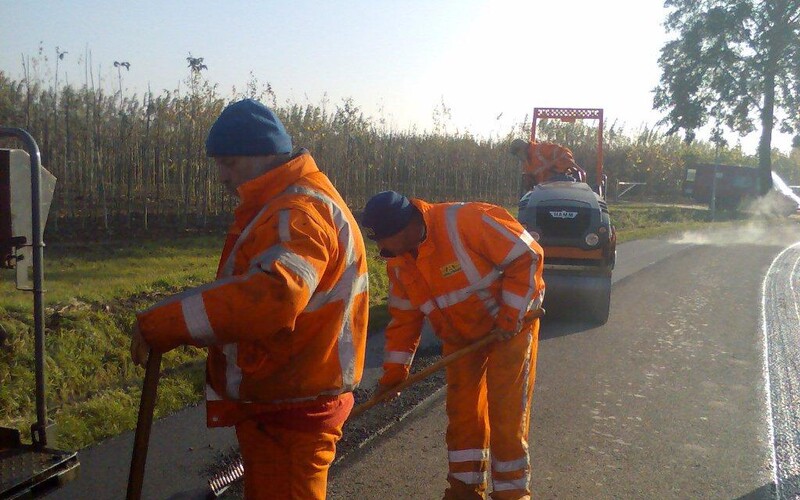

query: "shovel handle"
left=126, top=350, right=163, bottom=500
left=350, top=333, right=496, bottom=419
left=350, top=308, right=544, bottom=419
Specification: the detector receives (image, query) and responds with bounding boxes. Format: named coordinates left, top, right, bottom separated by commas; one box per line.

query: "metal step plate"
left=1, top=446, right=79, bottom=499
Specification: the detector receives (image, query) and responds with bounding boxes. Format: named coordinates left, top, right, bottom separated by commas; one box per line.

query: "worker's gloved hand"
left=490, top=326, right=518, bottom=341
left=130, top=322, right=151, bottom=367
left=374, top=382, right=401, bottom=401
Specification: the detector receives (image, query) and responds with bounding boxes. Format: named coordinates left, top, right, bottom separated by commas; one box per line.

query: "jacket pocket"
left=237, top=328, right=286, bottom=373
left=440, top=291, right=494, bottom=341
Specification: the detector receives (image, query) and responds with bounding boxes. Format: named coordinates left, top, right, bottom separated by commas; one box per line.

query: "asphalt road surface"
left=330, top=222, right=800, bottom=499
left=49, top=221, right=800, bottom=499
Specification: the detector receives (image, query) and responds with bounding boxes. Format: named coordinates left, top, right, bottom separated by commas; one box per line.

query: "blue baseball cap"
left=206, top=99, right=292, bottom=157
left=362, top=191, right=416, bottom=240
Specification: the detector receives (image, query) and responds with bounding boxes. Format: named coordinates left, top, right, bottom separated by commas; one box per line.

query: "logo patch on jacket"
left=441, top=261, right=462, bottom=277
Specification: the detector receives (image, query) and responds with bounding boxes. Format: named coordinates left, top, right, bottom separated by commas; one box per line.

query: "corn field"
left=1, top=53, right=798, bottom=237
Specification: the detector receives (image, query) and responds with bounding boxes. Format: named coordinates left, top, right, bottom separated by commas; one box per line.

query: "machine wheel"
left=587, top=276, right=611, bottom=325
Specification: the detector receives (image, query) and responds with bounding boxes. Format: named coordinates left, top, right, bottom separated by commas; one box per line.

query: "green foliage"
left=534, top=118, right=796, bottom=201
left=365, top=241, right=391, bottom=332
left=54, top=369, right=204, bottom=449
left=0, top=235, right=220, bottom=311
left=0, top=237, right=213, bottom=448
left=0, top=232, right=391, bottom=450
left=0, top=298, right=206, bottom=448
left=610, top=203, right=743, bottom=243
left=2, top=44, right=797, bottom=237
left=654, top=0, right=800, bottom=191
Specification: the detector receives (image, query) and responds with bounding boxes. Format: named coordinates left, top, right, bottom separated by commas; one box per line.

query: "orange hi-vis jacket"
left=524, top=141, right=582, bottom=184
left=379, top=199, right=545, bottom=387
left=137, top=152, right=369, bottom=427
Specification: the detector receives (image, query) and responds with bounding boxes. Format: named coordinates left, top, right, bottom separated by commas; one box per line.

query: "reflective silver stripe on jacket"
left=220, top=203, right=273, bottom=277
left=286, top=186, right=356, bottom=265
left=481, top=213, right=540, bottom=326
left=481, top=214, right=537, bottom=268
left=433, top=269, right=502, bottom=309
left=182, top=294, right=214, bottom=345
left=444, top=204, right=500, bottom=315
left=278, top=208, right=291, bottom=242
left=388, top=294, right=414, bottom=310
left=305, top=267, right=369, bottom=312
left=501, top=290, right=530, bottom=311
left=420, top=300, right=435, bottom=315
left=223, top=343, right=242, bottom=399
left=142, top=274, right=247, bottom=346
left=286, top=185, right=366, bottom=390
left=516, top=255, right=537, bottom=326
left=252, top=243, right=320, bottom=294
left=387, top=280, right=414, bottom=310
left=205, top=384, right=223, bottom=401
left=445, top=205, right=480, bottom=282
left=532, top=288, right=545, bottom=311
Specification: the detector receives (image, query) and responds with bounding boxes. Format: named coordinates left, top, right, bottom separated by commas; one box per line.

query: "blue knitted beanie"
left=362, top=191, right=416, bottom=240
left=206, top=99, right=292, bottom=156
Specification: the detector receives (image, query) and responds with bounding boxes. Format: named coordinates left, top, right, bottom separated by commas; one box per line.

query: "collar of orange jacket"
left=233, top=152, right=319, bottom=227
left=408, top=198, right=438, bottom=259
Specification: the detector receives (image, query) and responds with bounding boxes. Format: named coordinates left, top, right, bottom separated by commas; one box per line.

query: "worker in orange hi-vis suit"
left=510, top=138, right=584, bottom=191
left=361, top=191, right=545, bottom=500
left=130, top=99, right=369, bottom=500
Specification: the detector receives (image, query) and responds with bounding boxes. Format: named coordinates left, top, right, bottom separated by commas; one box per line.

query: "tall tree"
left=186, top=54, right=207, bottom=74
left=113, top=60, right=130, bottom=101
left=654, top=0, right=800, bottom=194
left=184, top=53, right=208, bottom=227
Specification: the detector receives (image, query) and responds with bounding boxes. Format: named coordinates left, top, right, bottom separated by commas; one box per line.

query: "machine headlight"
left=585, top=233, right=600, bottom=246
left=530, top=231, right=541, bottom=241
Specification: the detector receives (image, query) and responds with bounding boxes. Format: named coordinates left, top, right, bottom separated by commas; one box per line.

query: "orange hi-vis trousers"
left=234, top=403, right=350, bottom=500
left=443, top=321, right=539, bottom=500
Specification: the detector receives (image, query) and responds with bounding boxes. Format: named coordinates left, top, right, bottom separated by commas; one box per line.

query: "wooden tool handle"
left=126, top=350, right=163, bottom=500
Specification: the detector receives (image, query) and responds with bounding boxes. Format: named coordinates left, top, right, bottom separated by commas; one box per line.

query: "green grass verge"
left=0, top=202, right=745, bottom=449
left=609, top=202, right=743, bottom=243
left=0, top=233, right=392, bottom=449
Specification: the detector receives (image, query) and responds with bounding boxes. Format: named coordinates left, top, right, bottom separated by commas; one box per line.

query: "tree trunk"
left=758, top=68, right=776, bottom=196
left=63, top=93, right=71, bottom=222
left=144, top=94, right=152, bottom=232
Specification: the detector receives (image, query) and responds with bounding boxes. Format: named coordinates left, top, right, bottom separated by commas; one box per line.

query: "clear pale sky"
left=1, top=0, right=793, bottom=153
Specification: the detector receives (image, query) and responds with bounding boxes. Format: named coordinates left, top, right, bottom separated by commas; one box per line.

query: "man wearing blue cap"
left=131, top=99, right=369, bottom=499
left=362, top=191, right=545, bottom=500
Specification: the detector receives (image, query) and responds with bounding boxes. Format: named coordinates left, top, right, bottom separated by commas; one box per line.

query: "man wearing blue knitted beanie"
left=131, top=98, right=369, bottom=499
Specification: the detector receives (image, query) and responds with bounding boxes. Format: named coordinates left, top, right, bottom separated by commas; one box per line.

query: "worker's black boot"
left=442, top=477, right=487, bottom=500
